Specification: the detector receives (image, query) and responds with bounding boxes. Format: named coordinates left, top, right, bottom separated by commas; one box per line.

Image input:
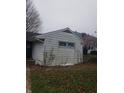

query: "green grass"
left=30, top=64, right=97, bottom=93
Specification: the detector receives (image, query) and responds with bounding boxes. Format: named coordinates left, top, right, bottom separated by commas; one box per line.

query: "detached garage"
left=32, top=28, right=83, bottom=66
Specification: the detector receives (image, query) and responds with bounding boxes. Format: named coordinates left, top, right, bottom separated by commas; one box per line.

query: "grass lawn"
left=83, top=55, right=97, bottom=64
left=29, top=64, right=97, bottom=93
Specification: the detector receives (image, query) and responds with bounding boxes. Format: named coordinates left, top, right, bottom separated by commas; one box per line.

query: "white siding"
left=32, top=43, right=44, bottom=65
left=33, top=30, right=83, bottom=66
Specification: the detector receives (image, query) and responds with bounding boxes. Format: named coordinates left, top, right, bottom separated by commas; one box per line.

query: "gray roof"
left=41, top=27, right=82, bottom=40
left=26, top=32, right=42, bottom=42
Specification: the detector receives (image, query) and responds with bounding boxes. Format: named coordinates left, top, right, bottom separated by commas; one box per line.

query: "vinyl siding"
left=33, top=31, right=83, bottom=66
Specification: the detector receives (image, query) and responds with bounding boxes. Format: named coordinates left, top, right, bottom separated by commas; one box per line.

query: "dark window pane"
left=59, top=41, right=66, bottom=46
left=68, top=42, right=74, bottom=48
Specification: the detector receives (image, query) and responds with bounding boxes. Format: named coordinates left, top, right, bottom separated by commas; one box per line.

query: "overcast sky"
left=33, top=0, right=97, bottom=36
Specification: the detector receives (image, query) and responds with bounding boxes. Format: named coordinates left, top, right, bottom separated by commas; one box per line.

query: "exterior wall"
left=32, top=31, right=83, bottom=66
left=32, top=43, right=44, bottom=65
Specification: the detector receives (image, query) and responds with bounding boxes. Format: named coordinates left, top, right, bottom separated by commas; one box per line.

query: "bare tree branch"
left=26, top=0, right=41, bottom=33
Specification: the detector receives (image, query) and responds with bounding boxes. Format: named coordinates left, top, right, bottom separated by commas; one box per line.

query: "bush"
left=88, top=55, right=97, bottom=64
left=83, top=55, right=97, bottom=64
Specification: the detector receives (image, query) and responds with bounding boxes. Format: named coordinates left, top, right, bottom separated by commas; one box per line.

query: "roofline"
left=41, top=27, right=71, bottom=34
left=37, top=27, right=83, bottom=44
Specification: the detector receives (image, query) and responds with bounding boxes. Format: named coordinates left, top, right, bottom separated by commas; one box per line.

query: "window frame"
left=59, top=41, right=67, bottom=47
left=67, top=42, right=75, bottom=48
left=58, top=41, right=75, bottom=48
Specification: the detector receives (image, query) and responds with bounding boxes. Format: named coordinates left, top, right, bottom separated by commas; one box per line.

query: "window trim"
left=59, top=41, right=67, bottom=47
left=58, top=41, right=75, bottom=48
left=67, top=42, right=75, bottom=48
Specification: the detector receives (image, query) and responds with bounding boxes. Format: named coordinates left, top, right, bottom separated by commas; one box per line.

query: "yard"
left=27, top=63, right=96, bottom=93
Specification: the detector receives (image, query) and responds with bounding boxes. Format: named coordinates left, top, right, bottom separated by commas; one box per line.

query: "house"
left=28, top=28, right=83, bottom=66
left=74, top=32, right=97, bottom=55
left=81, top=33, right=97, bottom=54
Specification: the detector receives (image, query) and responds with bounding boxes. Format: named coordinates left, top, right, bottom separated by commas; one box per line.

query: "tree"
left=26, top=0, right=41, bottom=32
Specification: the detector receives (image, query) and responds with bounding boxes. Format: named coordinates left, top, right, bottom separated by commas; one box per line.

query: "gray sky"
left=33, top=0, right=97, bottom=36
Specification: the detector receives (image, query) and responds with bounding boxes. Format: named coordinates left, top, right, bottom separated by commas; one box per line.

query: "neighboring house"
left=74, top=32, right=97, bottom=55
left=81, top=33, right=97, bottom=51
left=32, top=27, right=83, bottom=66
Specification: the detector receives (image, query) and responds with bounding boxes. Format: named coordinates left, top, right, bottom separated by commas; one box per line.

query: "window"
left=68, top=42, right=75, bottom=48
left=59, top=41, right=75, bottom=48
left=59, top=41, right=66, bottom=47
